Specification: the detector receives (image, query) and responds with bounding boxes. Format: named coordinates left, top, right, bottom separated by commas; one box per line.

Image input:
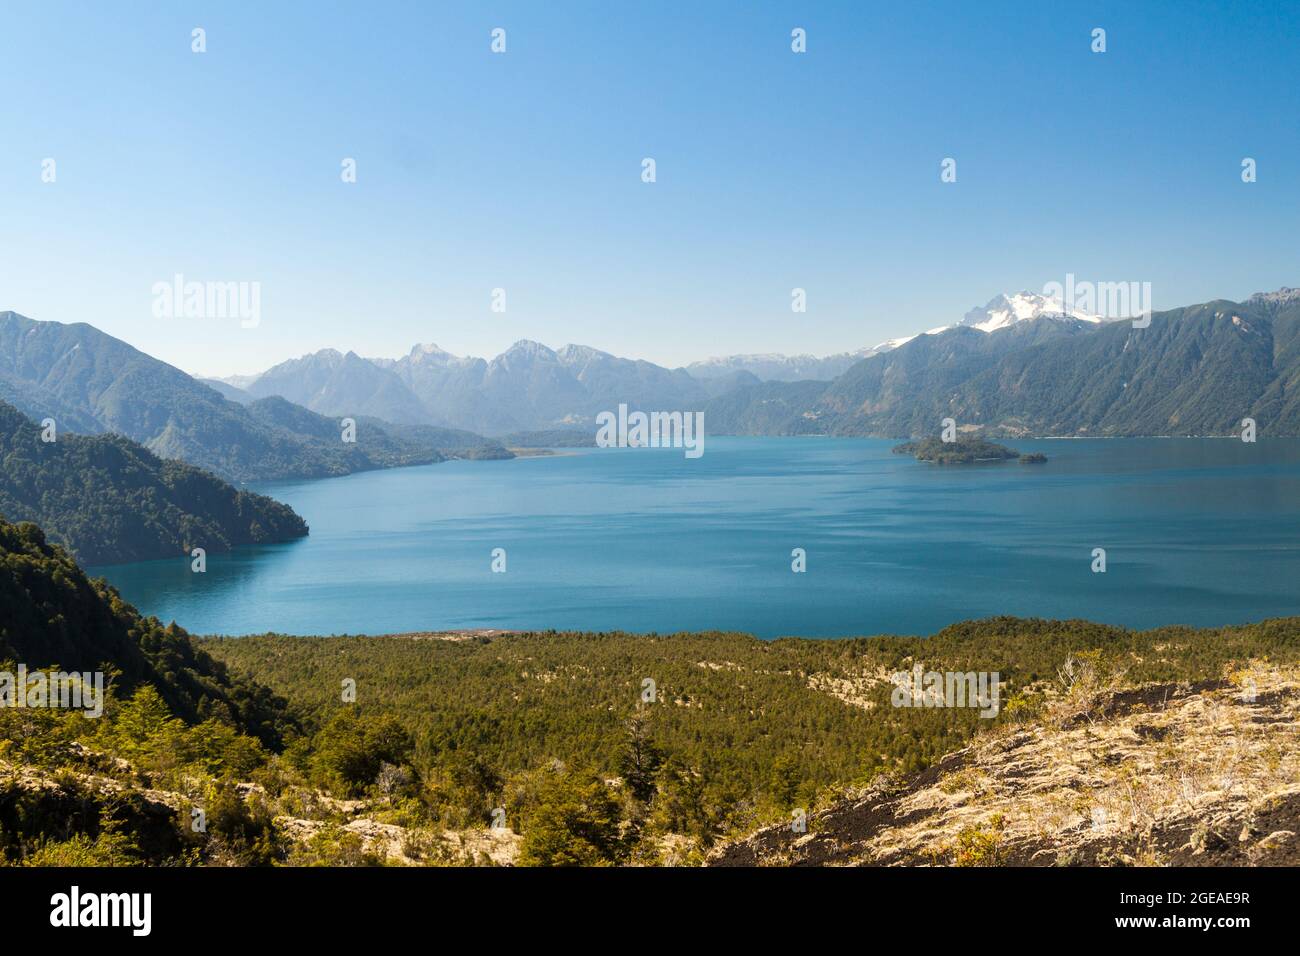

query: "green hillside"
left=0, top=516, right=293, bottom=742
left=0, top=401, right=307, bottom=565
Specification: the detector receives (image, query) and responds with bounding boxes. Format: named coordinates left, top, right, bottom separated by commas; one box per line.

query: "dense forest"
left=500, top=429, right=597, bottom=448
left=0, top=516, right=293, bottom=742
left=0, top=400, right=308, bottom=564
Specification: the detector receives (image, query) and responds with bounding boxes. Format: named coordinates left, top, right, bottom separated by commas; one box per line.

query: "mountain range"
left=7, top=286, right=1300, bottom=475
left=211, top=291, right=1101, bottom=436
left=210, top=288, right=1300, bottom=438
left=0, top=312, right=509, bottom=483
left=228, top=339, right=714, bottom=436
left=709, top=290, right=1300, bottom=437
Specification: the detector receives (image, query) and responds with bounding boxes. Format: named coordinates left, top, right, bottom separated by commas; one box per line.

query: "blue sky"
left=2, top=0, right=1298, bottom=377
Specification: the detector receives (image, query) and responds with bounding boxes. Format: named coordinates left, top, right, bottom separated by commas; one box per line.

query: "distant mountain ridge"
left=0, top=312, right=507, bottom=482
left=12, top=286, right=1300, bottom=460
left=707, top=291, right=1300, bottom=437
left=243, top=348, right=432, bottom=424
left=233, top=338, right=712, bottom=436
left=214, top=290, right=1117, bottom=436
left=685, top=350, right=874, bottom=382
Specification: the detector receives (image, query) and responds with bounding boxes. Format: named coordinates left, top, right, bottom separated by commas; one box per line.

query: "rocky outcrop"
left=712, top=664, right=1300, bottom=866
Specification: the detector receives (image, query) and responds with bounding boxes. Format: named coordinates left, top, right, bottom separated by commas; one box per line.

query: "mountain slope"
left=813, top=314, right=1108, bottom=436
left=706, top=292, right=1300, bottom=437
left=0, top=312, right=481, bottom=481
left=702, top=378, right=830, bottom=434
left=0, top=515, right=294, bottom=743
left=246, top=349, right=433, bottom=424
left=938, top=299, right=1276, bottom=437
left=0, top=401, right=308, bottom=565
left=704, top=316, right=1092, bottom=436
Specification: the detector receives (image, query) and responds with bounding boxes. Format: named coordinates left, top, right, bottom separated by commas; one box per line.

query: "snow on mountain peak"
left=960, top=291, right=1101, bottom=333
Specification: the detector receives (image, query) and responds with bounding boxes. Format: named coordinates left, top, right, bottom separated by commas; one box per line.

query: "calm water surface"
left=91, top=438, right=1300, bottom=638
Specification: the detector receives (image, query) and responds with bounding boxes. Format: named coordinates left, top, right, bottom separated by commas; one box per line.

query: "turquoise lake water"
left=90, top=438, right=1300, bottom=638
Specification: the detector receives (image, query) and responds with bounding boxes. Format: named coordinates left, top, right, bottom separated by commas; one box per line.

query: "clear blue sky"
left=2, top=0, right=1297, bottom=377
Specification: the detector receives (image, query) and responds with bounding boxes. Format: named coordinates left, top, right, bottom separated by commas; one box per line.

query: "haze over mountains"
left=230, top=338, right=713, bottom=436
left=209, top=288, right=1300, bottom=439
left=0, top=311, right=509, bottom=483
left=684, top=350, right=874, bottom=383
left=5, top=285, right=1300, bottom=482
left=213, top=290, right=1101, bottom=434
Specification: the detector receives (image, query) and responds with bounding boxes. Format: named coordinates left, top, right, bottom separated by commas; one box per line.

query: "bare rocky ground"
left=710, top=663, right=1300, bottom=867
left=276, top=813, right=521, bottom=866
left=0, top=762, right=522, bottom=867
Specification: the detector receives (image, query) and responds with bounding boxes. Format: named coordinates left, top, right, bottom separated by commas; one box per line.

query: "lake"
left=91, top=437, right=1300, bottom=638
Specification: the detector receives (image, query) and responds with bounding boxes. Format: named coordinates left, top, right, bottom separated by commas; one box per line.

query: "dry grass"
left=854, top=660, right=1300, bottom=866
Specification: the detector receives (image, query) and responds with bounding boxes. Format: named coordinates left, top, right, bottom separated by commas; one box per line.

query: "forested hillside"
left=0, top=516, right=292, bottom=742
left=0, top=401, right=307, bottom=564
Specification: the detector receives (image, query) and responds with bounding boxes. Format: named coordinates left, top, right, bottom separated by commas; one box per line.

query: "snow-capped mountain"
left=694, top=292, right=1106, bottom=381
left=959, top=291, right=1102, bottom=333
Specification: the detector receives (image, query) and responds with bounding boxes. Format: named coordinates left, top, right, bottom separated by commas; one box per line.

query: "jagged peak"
left=1247, top=287, right=1300, bottom=305
left=409, top=342, right=455, bottom=358
left=556, top=343, right=613, bottom=364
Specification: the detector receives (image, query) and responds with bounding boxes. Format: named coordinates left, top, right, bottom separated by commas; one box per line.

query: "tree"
left=650, top=756, right=720, bottom=847
left=438, top=750, right=502, bottom=823
left=519, top=770, right=626, bottom=866
left=770, top=753, right=803, bottom=810
left=617, top=714, right=663, bottom=803
left=310, top=710, right=415, bottom=797
left=103, top=685, right=184, bottom=761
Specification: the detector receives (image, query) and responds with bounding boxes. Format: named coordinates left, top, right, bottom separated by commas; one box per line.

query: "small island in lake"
left=893, top=437, right=1047, bottom=465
